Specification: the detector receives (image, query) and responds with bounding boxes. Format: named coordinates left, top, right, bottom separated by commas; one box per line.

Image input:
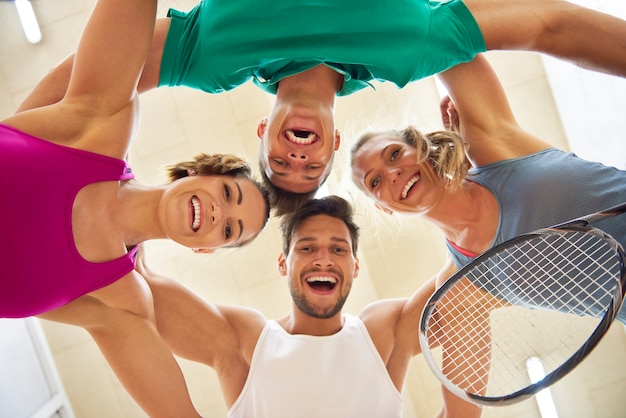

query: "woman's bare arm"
left=15, top=18, right=171, bottom=114
left=436, top=54, right=552, bottom=166
left=465, top=0, right=626, bottom=77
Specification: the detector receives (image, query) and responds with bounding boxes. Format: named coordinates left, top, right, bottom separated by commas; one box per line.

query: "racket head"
left=419, top=226, right=626, bottom=406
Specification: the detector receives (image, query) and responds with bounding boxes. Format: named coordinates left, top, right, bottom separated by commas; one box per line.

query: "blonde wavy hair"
left=350, top=126, right=470, bottom=192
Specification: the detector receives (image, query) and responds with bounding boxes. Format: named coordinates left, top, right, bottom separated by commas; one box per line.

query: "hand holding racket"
left=419, top=202, right=626, bottom=406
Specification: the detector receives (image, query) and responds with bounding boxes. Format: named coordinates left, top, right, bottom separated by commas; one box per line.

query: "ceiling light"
left=526, top=356, right=560, bottom=418
left=15, top=0, right=42, bottom=44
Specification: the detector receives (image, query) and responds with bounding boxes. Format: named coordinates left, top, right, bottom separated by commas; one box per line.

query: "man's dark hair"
left=279, top=196, right=360, bottom=256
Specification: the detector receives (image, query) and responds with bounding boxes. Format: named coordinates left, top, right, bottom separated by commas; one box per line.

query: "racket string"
left=424, top=230, right=622, bottom=399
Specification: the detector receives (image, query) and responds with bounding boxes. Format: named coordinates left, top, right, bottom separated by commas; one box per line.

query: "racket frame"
left=419, top=203, right=626, bottom=406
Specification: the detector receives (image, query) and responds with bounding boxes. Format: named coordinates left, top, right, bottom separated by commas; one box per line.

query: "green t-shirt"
left=160, top=0, right=485, bottom=96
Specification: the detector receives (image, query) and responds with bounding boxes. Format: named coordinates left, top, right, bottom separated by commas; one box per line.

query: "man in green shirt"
left=18, top=0, right=626, bottom=214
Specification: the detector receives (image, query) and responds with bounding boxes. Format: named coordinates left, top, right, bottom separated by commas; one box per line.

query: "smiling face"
left=257, top=100, right=340, bottom=194
left=351, top=134, right=444, bottom=214
left=278, top=214, right=359, bottom=319
left=159, top=175, right=267, bottom=250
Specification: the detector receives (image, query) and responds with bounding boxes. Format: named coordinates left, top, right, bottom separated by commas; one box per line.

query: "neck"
left=275, top=64, right=343, bottom=107
left=278, top=308, right=344, bottom=337
left=422, top=180, right=495, bottom=244
left=112, top=181, right=167, bottom=246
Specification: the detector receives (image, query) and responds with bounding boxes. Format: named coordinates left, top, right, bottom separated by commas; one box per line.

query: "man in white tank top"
left=141, top=196, right=482, bottom=418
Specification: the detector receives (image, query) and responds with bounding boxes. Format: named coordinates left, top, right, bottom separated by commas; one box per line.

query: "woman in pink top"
left=0, top=0, right=268, bottom=416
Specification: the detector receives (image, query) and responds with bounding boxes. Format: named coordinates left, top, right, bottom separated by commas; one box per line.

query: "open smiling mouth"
left=401, top=175, right=420, bottom=199
left=306, top=276, right=337, bottom=291
left=286, top=129, right=318, bottom=145
left=191, top=195, right=201, bottom=232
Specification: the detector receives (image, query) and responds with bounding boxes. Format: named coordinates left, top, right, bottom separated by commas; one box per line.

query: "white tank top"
left=228, top=314, right=403, bottom=418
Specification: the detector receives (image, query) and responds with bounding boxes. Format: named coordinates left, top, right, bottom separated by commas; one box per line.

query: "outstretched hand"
left=439, top=95, right=460, bottom=133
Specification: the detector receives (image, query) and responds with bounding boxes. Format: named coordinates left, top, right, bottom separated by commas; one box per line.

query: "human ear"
left=334, top=129, right=341, bottom=150
left=353, top=256, right=360, bottom=279
left=257, top=117, right=268, bottom=140
left=277, top=252, right=287, bottom=276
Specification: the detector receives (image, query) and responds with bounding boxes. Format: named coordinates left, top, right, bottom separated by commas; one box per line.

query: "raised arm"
left=465, top=0, right=626, bottom=78
left=4, top=0, right=159, bottom=159
left=360, top=260, right=483, bottom=418
left=64, top=0, right=155, bottom=111
left=436, top=54, right=552, bottom=166
left=135, top=250, right=266, bottom=407
left=15, top=17, right=170, bottom=114
left=388, top=261, right=484, bottom=417
left=135, top=252, right=258, bottom=365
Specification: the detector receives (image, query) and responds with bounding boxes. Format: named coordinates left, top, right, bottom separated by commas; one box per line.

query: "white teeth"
left=286, top=129, right=316, bottom=144
left=306, top=276, right=337, bottom=284
left=401, top=175, right=420, bottom=199
left=191, top=196, right=200, bottom=231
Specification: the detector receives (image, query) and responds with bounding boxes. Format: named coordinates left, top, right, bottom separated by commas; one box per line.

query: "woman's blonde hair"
left=351, top=126, right=470, bottom=191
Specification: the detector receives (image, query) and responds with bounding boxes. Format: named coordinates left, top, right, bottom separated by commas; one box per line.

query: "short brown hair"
left=279, top=196, right=360, bottom=256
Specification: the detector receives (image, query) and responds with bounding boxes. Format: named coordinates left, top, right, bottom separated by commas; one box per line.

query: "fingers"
left=439, top=95, right=460, bottom=132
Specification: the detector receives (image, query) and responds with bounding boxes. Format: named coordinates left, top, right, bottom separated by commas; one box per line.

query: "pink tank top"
left=0, top=124, right=137, bottom=318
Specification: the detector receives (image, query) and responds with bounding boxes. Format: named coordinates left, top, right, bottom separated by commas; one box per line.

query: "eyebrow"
left=236, top=182, right=242, bottom=205
left=237, top=219, right=243, bottom=241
